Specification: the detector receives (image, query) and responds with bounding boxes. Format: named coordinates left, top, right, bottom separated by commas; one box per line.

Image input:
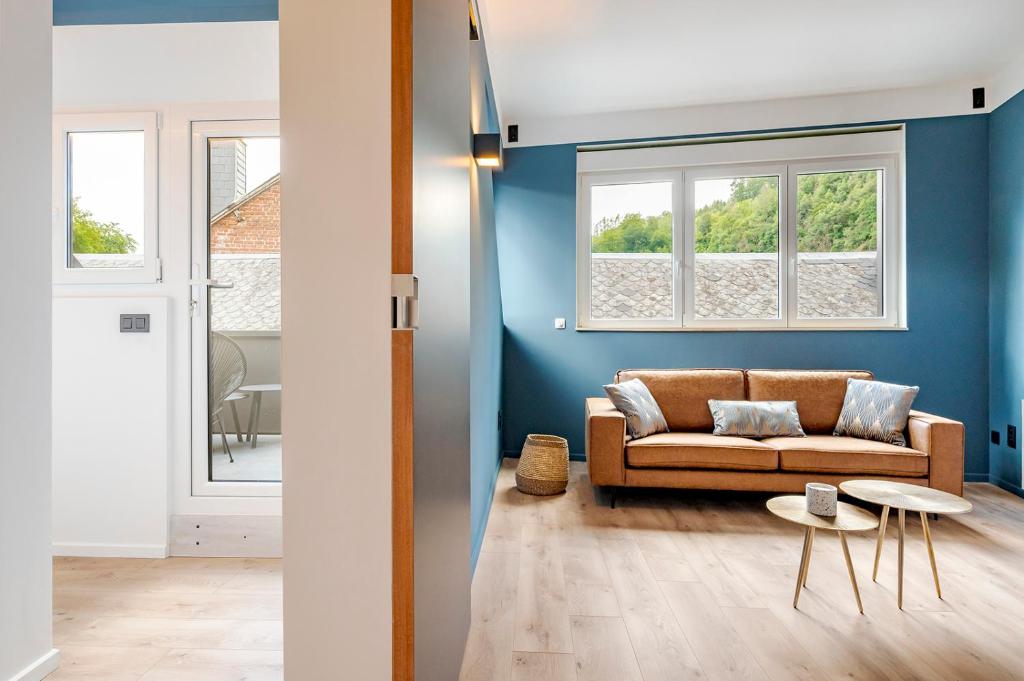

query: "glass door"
left=191, top=120, right=281, bottom=496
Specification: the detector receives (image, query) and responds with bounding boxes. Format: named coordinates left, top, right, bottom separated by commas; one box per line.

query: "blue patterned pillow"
left=603, top=379, right=668, bottom=438
left=708, top=400, right=805, bottom=438
left=834, top=379, right=919, bottom=446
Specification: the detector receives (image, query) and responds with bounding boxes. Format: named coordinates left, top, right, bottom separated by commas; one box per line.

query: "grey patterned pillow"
left=708, top=400, right=805, bottom=438
left=603, top=379, right=669, bottom=439
left=834, top=379, right=919, bottom=446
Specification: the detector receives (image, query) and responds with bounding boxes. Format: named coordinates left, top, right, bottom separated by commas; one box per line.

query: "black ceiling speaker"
left=508, top=124, right=519, bottom=143
left=973, top=87, right=986, bottom=109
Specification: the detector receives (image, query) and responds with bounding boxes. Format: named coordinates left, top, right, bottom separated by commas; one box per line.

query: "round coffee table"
left=767, top=495, right=879, bottom=613
left=839, top=480, right=972, bottom=609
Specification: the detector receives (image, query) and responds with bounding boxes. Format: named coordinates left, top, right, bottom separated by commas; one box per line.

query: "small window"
left=53, top=113, right=159, bottom=284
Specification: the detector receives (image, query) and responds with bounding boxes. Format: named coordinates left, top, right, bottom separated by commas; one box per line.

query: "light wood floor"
left=460, top=459, right=1024, bottom=681
left=52, top=556, right=282, bottom=680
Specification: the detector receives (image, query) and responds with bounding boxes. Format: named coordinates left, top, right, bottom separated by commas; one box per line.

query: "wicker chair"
left=210, top=332, right=247, bottom=463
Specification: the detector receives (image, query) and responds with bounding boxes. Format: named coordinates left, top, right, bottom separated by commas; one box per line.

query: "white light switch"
left=554, top=318, right=566, bottom=330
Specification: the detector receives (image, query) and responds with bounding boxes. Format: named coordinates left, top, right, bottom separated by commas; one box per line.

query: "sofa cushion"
left=626, top=432, right=778, bottom=471
left=616, top=369, right=745, bottom=432
left=746, top=370, right=873, bottom=434
left=603, top=378, right=669, bottom=438
left=834, top=379, right=919, bottom=446
left=765, top=435, right=928, bottom=477
left=708, top=400, right=805, bottom=438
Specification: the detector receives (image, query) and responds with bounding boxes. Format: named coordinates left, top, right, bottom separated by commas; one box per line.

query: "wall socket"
left=1008, top=424, right=1016, bottom=449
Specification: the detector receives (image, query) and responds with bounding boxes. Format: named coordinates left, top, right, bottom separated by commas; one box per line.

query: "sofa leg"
left=609, top=487, right=618, bottom=509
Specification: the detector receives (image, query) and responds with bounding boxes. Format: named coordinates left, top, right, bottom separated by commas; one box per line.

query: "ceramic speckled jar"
left=806, top=482, right=838, bottom=516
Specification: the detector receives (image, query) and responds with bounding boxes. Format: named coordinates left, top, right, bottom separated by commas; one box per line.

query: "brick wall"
left=210, top=179, right=280, bottom=254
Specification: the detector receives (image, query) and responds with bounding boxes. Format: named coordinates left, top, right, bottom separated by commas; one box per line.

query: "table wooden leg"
left=246, top=394, right=258, bottom=443
left=920, top=511, right=942, bottom=599
left=898, top=507, right=906, bottom=609
left=793, top=526, right=812, bottom=609
left=873, top=505, right=889, bottom=582
left=250, top=392, right=263, bottom=449
left=803, top=527, right=815, bottom=587
left=839, top=530, right=864, bottom=614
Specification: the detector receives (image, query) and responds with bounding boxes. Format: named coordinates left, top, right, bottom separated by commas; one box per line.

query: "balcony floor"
left=211, top=434, right=282, bottom=483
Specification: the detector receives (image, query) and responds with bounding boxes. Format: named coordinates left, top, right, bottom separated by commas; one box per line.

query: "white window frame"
left=52, top=112, right=160, bottom=284
left=786, top=156, right=899, bottom=329
left=575, top=128, right=905, bottom=331
left=577, top=169, right=684, bottom=330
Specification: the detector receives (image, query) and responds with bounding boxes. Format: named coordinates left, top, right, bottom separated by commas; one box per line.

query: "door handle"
left=190, top=278, right=234, bottom=288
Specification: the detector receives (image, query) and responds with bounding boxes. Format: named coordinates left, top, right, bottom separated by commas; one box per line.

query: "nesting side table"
left=839, top=480, right=972, bottom=609
left=767, top=495, right=879, bottom=614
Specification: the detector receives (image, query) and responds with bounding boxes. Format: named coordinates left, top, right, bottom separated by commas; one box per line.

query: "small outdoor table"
left=239, top=383, right=281, bottom=449
left=767, top=495, right=879, bottom=614
left=839, top=479, right=972, bottom=609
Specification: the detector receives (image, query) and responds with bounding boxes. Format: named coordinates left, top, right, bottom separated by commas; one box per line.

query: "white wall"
left=52, top=297, right=169, bottom=557
left=53, top=22, right=278, bottom=108
left=0, top=1, right=59, bottom=679
left=280, top=0, right=393, bottom=675
left=52, top=22, right=281, bottom=559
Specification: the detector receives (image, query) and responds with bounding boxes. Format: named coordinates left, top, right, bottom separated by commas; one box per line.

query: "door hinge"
left=391, top=274, right=419, bottom=330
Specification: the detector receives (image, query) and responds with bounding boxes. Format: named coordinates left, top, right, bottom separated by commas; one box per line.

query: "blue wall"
left=469, top=41, right=504, bottom=572
left=54, top=0, right=277, bottom=25
left=989, top=89, right=1024, bottom=496
left=495, top=116, right=991, bottom=478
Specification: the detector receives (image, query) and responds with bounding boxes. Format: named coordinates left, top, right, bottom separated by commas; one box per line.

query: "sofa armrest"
left=586, top=397, right=627, bottom=486
left=907, top=410, right=965, bottom=497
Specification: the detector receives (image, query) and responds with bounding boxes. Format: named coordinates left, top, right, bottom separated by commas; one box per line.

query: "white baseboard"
left=7, top=648, right=59, bottom=681
left=53, top=542, right=169, bottom=559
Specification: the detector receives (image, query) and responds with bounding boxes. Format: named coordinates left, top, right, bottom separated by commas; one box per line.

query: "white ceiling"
left=478, top=0, right=1024, bottom=123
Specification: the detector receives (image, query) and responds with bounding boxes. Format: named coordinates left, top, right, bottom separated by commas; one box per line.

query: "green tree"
left=795, top=171, right=878, bottom=252
left=695, top=177, right=779, bottom=253
left=71, top=199, right=138, bottom=255
left=589, top=171, right=879, bottom=255
left=592, top=211, right=672, bottom=253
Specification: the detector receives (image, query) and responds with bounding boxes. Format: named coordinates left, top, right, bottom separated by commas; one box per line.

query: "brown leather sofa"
left=585, top=369, right=965, bottom=499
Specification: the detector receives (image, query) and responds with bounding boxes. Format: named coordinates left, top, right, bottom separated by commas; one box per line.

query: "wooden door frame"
left=392, top=0, right=415, bottom=677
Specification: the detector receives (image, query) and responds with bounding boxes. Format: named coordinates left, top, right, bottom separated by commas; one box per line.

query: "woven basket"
left=516, top=434, right=569, bottom=496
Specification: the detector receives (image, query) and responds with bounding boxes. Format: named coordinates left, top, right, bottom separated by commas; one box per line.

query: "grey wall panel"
left=413, top=0, right=472, bottom=678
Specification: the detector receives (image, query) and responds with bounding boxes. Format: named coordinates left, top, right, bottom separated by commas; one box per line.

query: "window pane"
left=67, top=131, right=145, bottom=269
left=796, top=170, right=882, bottom=319
left=590, top=181, right=674, bottom=320
left=693, top=175, right=780, bottom=319
left=207, top=136, right=282, bottom=483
